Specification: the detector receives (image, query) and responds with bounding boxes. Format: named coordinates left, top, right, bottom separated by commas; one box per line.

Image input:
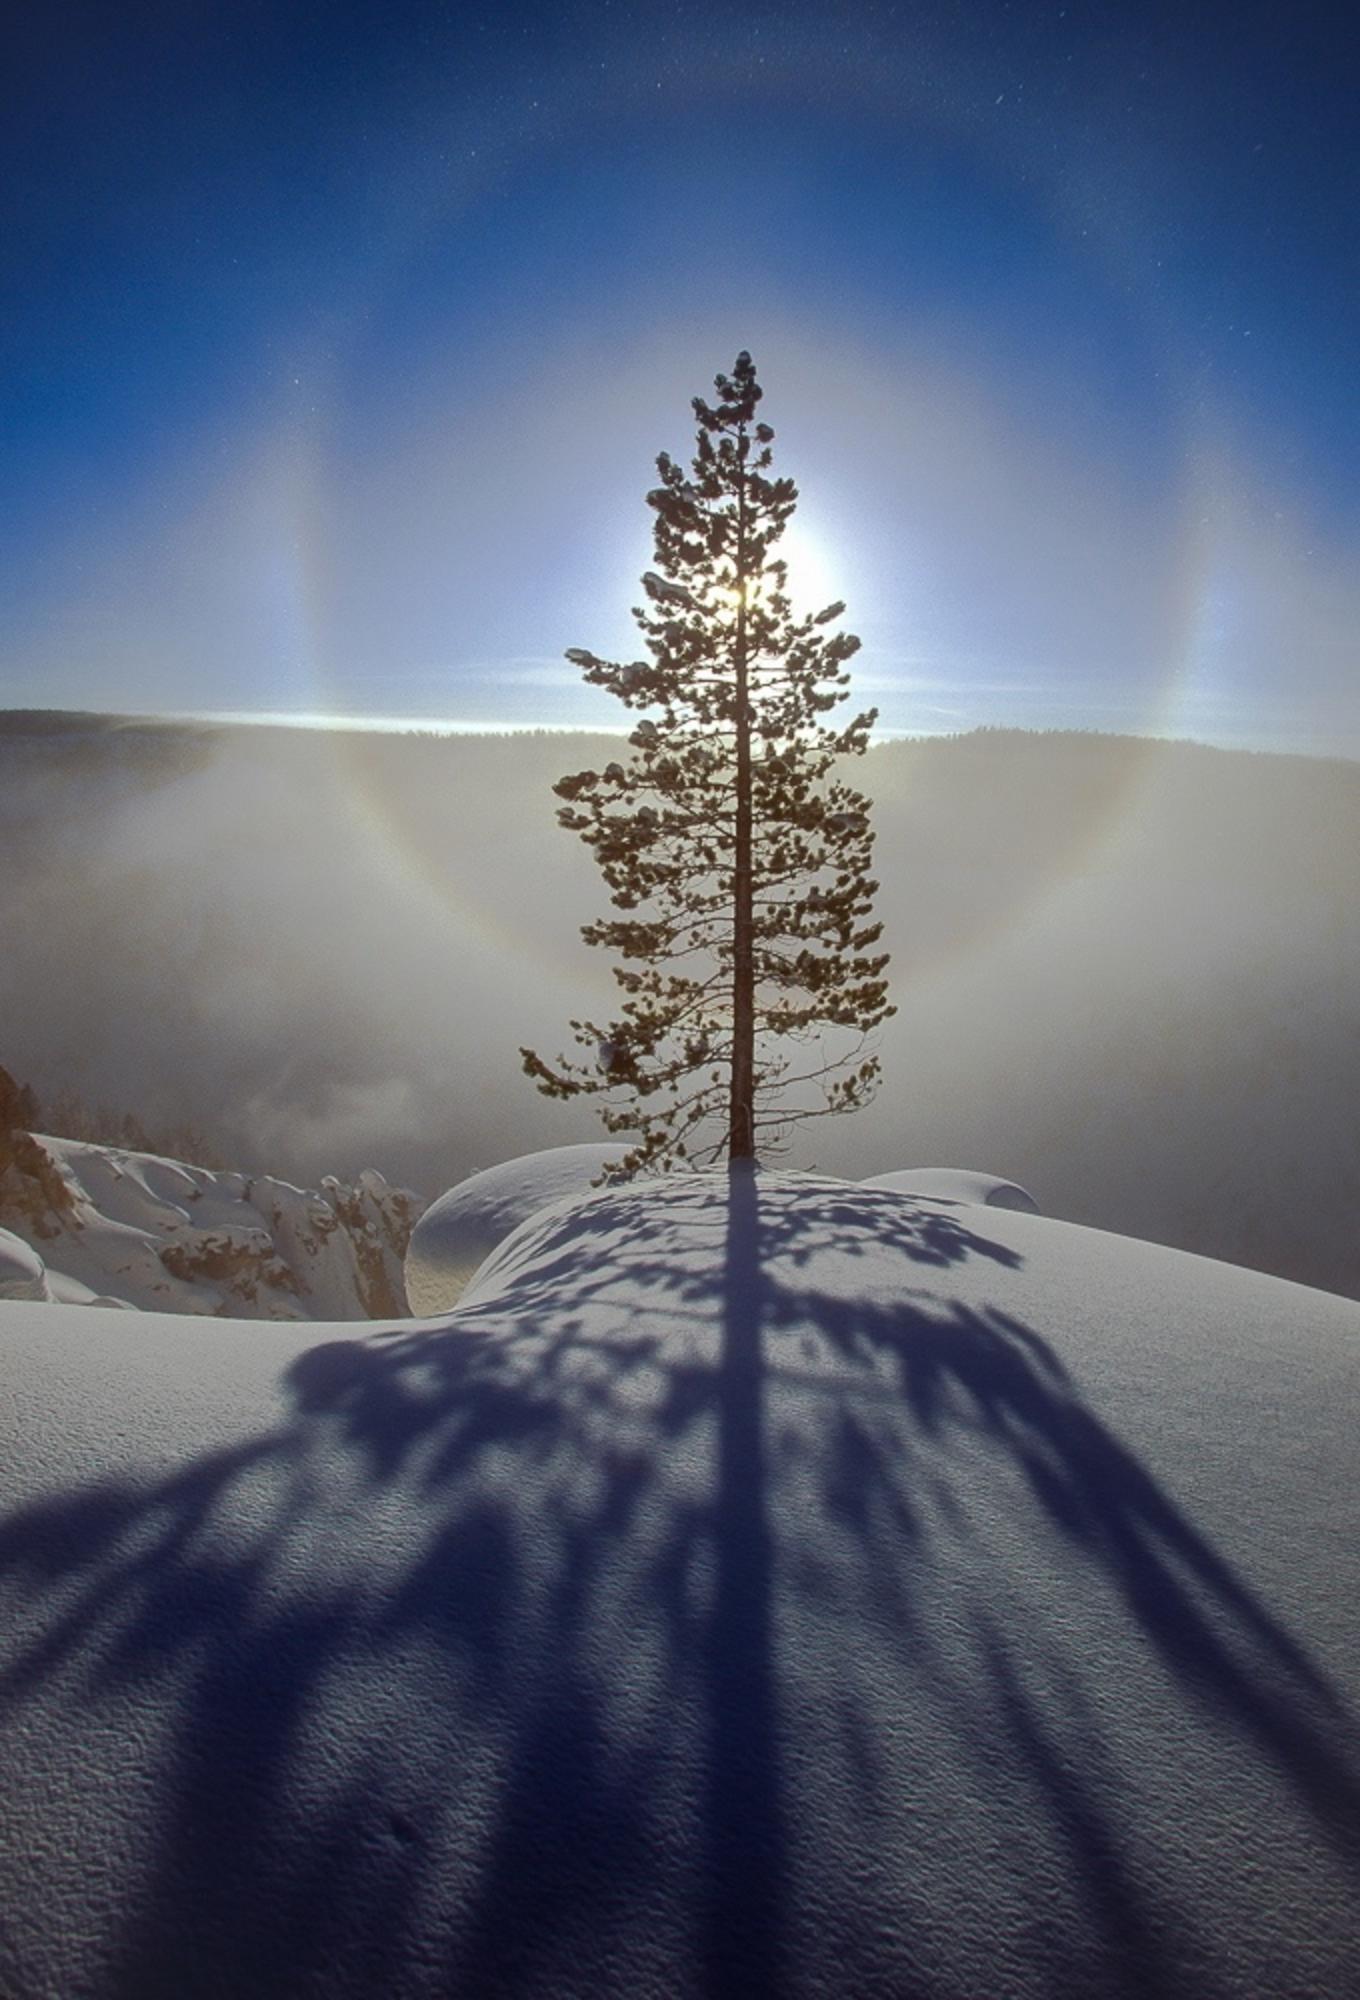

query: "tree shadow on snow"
left=0, top=1174, right=1356, bottom=1999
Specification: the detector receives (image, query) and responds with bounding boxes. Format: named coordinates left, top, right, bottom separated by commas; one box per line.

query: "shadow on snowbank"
left=1, top=1175, right=1357, bottom=1999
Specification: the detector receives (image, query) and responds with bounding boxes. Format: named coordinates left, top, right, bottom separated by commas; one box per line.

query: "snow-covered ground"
left=862, top=1165, right=1040, bottom=1210
left=405, top=1141, right=629, bottom=1311
left=0, top=1132, right=422, bottom=1318
left=0, top=1228, right=51, bottom=1301
left=1, top=1169, right=1357, bottom=1997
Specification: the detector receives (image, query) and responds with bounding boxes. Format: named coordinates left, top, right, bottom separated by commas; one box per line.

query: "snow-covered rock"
left=863, top=1166, right=1040, bottom=1211
left=405, top=1142, right=628, bottom=1313
left=0, top=1134, right=423, bottom=1318
left=2, top=1172, right=1357, bottom=1997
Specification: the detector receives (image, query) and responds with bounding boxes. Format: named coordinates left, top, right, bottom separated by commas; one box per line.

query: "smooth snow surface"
left=2, top=1173, right=1359, bottom=1998
left=405, top=1142, right=628, bottom=1313
left=0, top=1227, right=48, bottom=1300
left=864, top=1166, right=1040, bottom=1211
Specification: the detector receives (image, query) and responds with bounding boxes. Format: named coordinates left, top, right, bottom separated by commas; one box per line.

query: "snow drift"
left=405, top=1141, right=627, bottom=1313
left=0, top=1228, right=50, bottom=1301
left=862, top=1166, right=1040, bottom=1210
left=1, top=1171, right=1358, bottom=1998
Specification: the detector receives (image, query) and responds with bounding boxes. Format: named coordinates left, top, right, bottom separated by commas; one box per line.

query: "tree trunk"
left=729, top=439, right=756, bottom=1163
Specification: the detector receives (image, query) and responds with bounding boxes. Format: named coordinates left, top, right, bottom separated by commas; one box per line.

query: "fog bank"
left=4, top=712, right=1358, bottom=1297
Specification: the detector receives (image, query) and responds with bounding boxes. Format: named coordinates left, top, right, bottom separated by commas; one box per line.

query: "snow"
left=0, top=1227, right=48, bottom=1300
left=641, top=569, right=696, bottom=608
left=0, top=1134, right=421, bottom=1318
left=1, top=1167, right=1358, bottom=1996
left=405, top=1142, right=628, bottom=1313
left=864, top=1166, right=1040, bottom=1211
left=0, top=1228, right=133, bottom=1310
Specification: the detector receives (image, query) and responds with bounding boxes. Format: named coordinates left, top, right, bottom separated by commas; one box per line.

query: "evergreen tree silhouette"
left=522, top=352, right=893, bottom=1171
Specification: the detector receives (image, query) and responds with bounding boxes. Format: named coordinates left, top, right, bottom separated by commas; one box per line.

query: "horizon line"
left=0, top=704, right=1353, bottom=765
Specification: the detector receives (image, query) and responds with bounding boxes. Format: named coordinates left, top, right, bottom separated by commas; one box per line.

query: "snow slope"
left=862, top=1165, right=1040, bottom=1210
left=1, top=1172, right=1358, bottom=1998
left=0, top=1228, right=49, bottom=1300
left=405, top=1141, right=627, bottom=1313
left=0, top=1133, right=422, bottom=1318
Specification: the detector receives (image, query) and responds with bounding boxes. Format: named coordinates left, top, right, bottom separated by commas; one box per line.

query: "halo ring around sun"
left=268, top=24, right=1226, bottom=973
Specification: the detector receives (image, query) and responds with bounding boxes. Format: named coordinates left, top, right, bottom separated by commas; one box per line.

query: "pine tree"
left=521, top=351, right=893, bottom=1173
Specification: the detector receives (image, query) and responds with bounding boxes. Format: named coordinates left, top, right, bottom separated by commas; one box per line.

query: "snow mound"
left=863, top=1166, right=1040, bottom=1212
left=2, top=1172, right=1359, bottom=1998
left=0, top=1227, right=49, bottom=1301
left=0, top=1134, right=423, bottom=1318
left=405, top=1142, right=629, bottom=1313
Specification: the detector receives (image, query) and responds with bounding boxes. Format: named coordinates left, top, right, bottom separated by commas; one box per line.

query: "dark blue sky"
left=3, top=0, right=1356, bottom=750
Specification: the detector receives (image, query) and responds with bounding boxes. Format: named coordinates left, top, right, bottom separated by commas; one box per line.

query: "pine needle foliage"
left=521, top=352, right=893, bottom=1173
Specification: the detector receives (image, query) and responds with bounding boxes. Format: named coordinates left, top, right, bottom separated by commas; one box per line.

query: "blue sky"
left=2, top=0, right=1357, bottom=751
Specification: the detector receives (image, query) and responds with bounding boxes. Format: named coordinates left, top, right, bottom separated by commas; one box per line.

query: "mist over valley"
left=5, top=709, right=1356, bottom=1300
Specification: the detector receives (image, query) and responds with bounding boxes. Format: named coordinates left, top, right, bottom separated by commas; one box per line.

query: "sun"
left=710, top=518, right=844, bottom=616
left=777, top=515, right=842, bottom=616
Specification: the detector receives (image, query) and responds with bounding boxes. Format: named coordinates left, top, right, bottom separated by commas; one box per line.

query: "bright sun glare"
left=777, top=517, right=841, bottom=615
left=712, top=519, right=842, bottom=615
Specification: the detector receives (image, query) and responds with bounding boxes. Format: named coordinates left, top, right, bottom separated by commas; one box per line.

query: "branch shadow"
left=0, top=1174, right=1356, bottom=1998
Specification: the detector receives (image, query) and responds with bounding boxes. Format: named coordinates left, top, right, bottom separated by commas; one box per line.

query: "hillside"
left=1, top=1172, right=1357, bottom=1996
left=0, top=1128, right=421, bottom=1318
